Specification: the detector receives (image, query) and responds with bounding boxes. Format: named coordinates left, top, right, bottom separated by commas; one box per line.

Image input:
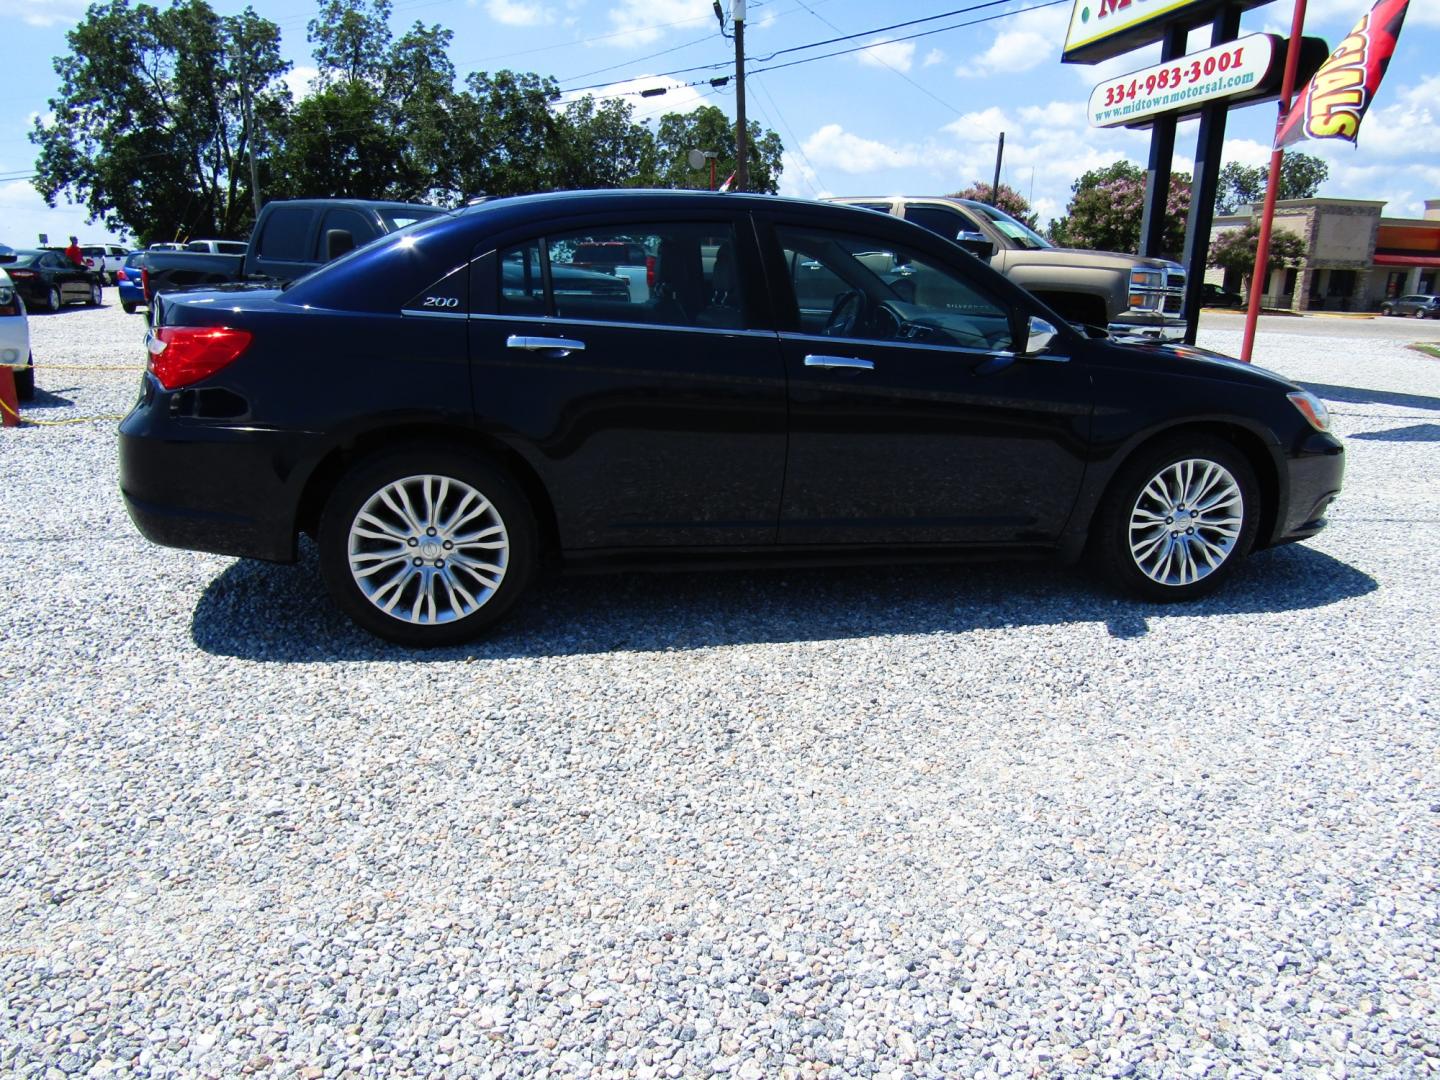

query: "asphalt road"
left=1201, top=309, right=1440, bottom=342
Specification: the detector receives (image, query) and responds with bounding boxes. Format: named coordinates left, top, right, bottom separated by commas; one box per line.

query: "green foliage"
left=946, top=182, right=1038, bottom=229
left=31, top=0, right=289, bottom=245
left=652, top=106, right=784, bottom=194
left=33, top=0, right=786, bottom=240
left=1215, top=152, right=1330, bottom=215
left=1047, top=160, right=1191, bottom=257
left=1208, top=222, right=1307, bottom=293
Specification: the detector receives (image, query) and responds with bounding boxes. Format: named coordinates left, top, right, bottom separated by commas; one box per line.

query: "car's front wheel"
left=1092, top=436, right=1259, bottom=602
left=318, top=449, right=537, bottom=646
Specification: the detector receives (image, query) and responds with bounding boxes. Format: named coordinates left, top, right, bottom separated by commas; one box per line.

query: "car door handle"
left=506, top=335, right=586, bottom=354
left=804, top=354, right=874, bottom=371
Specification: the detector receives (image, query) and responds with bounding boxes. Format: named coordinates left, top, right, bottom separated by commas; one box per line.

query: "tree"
left=947, top=182, right=1038, bottom=228
left=651, top=106, right=784, bottom=194
left=451, top=70, right=564, bottom=198
left=31, top=0, right=289, bottom=244
left=550, top=96, right=658, bottom=191
left=1047, top=160, right=1190, bottom=257
left=1215, top=152, right=1330, bottom=215
left=307, top=0, right=391, bottom=88
left=1208, top=221, right=1307, bottom=300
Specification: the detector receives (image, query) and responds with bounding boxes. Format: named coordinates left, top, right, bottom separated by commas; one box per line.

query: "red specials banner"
left=1275, top=0, right=1409, bottom=148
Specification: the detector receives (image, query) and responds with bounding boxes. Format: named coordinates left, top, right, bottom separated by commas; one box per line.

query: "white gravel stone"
left=1, top=300, right=1437, bottom=1078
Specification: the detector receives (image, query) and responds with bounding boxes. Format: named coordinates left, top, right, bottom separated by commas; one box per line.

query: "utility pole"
left=733, top=0, right=748, bottom=193
left=236, top=25, right=262, bottom=218
left=990, top=132, right=1004, bottom=205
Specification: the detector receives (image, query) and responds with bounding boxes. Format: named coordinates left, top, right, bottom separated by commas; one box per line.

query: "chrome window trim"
left=472, top=312, right=779, bottom=339
left=401, top=308, right=470, bottom=320
left=779, top=331, right=1069, bottom=364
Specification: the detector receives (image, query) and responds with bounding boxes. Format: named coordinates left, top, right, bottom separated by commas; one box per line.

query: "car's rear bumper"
left=1270, top=432, right=1345, bottom=546
left=118, top=393, right=304, bottom=564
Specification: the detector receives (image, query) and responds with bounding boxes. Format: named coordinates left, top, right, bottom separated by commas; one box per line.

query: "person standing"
left=64, top=236, right=84, bottom=267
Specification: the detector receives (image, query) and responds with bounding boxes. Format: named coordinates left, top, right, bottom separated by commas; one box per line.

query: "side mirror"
left=324, top=228, right=355, bottom=261
left=955, top=230, right=995, bottom=261
left=1023, top=315, right=1060, bottom=357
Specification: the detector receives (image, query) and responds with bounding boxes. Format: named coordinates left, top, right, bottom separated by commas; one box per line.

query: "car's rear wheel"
left=318, top=449, right=537, bottom=646
left=88, top=283, right=102, bottom=306
left=121, top=300, right=137, bottom=314
left=44, top=286, right=61, bottom=312
left=1092, top=436, right=1259, bottom=602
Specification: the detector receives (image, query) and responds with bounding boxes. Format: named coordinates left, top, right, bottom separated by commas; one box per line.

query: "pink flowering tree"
left=1047, top=161, right=1191, bottom=258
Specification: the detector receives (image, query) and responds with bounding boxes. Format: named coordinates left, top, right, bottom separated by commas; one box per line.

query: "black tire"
left=318, top=447, right=538, bottom=646
left=88, top=283, right=102, bottom=306
left=1091, top=435, right=1260, bottom=602
left=121, top=300, right=138, bottom=315
left=45, top=286, right=61, bottom=312
left=14, top=354, right=34, bottom=401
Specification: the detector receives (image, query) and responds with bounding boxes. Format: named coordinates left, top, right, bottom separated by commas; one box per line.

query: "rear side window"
left=315, top=209, right=378, bottom=260
left=254, top=207, right=312, bottom=261
left=905, top=205, right=985, bottom=241
left=499, top=223, right=744, bottom=330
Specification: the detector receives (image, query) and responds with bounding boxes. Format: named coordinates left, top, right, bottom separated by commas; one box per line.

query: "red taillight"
left=116, top=268, right=129, bottom=282
left=140, top=267, right=151, bottom=300
left=8, top=269, right=34, bottom=279
left=646, top=254, right=656, bottom=290
left=146, top=326, right=252, bottom=390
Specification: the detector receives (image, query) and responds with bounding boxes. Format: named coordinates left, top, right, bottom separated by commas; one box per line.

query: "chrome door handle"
left=506, top=335, right=586, bottom=353
left=804, top=354, right=874, bottom=371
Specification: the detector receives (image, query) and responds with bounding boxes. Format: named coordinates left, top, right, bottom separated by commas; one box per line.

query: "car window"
left=905, top=205, right=984, bottom=241
left=254, top=207, right=313, bottom=262
left=500, top=223, right=744, bottom=330
left=315, top=209, right=378, bottom=259
left=776, top=225, right=1015, bottom=352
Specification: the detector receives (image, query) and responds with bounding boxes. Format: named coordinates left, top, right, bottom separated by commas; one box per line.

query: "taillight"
left=146, top=326, right=252, bottom=390
left=8, top=269, right=34, bottom=279
left=141, top=267, right=151, bottom=300
left=116, top=268, right=129, bottom=283
left=646, top=255, right=656, bottom=289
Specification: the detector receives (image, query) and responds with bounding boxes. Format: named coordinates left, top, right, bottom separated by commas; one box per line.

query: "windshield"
left=970, top=203, right=1051, bottom=250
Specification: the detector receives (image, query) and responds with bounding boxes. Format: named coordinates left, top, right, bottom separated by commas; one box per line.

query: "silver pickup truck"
left=827, top=196, right=1186, bottom=341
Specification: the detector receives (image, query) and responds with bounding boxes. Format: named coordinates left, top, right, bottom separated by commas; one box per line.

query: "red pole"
left=1240, top=0, right=1308, bottom=362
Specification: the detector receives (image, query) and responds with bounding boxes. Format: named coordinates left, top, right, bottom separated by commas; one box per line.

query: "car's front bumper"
left=1108, top=315, right=1188, bottom=342
left=1270, top=431, right=1345, bottom=546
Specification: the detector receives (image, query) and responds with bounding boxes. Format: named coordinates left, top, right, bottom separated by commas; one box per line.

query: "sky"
left=1, top=0, right=1437, bottom=248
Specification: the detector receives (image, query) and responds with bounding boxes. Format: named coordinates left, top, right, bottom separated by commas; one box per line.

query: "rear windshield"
left=7, top=253, right=40, bottom=266
left=380, top=208, right=445, bottom=231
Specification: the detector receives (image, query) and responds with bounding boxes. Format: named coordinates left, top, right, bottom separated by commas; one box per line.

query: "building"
left=1208, top=197, right=1440, bottom=312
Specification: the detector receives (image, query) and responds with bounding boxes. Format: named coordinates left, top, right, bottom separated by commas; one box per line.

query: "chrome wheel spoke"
left=1127, top=457, right=1244, bottom=587
left=348, top=473, right=509, bottom=625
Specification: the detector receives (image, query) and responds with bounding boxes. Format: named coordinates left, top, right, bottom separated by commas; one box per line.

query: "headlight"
left=1129, top=268, right=1165, bottom=290
left=1287, top=390, right=1332, bottom=433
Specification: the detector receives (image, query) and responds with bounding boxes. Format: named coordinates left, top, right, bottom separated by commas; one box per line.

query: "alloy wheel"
left=1127, top=458, right=1244, bottom=587
left=346, top=473, right=509, bottom=625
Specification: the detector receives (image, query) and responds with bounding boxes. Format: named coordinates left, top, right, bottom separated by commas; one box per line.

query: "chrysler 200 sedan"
left=118, top=191, right=1344, bottom=646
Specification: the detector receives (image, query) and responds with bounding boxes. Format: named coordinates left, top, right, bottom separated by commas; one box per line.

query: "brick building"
left=1209, top=197, right=1440, bottom=311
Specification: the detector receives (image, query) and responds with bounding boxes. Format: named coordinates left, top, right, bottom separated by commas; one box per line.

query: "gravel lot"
left=2, top=295, right=1437, bottom=1078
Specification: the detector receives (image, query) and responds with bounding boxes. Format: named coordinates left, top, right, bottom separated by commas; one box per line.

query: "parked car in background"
left=148, top=243, right=186, bottom=251
left=826, top=195, right=1188, bottom=340
left=120, top=190, right=1344, bottom=646
left=132, top=199, right=446, bottom=302
left=184, top=239, right=248, bottom=255
left=1380, top=293, right=1439, bottom=318
left=0, top=267, right=33, bottom=400
left=1202, top=282, right=1244, bottom=308
left=0, top=250, right=102, bottom=311
left=115, top=252, right=147, bottom=314
left=80, top=243, right=129, bottom=284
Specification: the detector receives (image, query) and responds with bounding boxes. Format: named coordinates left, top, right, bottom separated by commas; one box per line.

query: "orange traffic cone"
left=0, top=365, right=18, bottom=428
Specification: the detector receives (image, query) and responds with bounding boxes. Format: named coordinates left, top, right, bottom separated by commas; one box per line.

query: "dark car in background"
left=0, top=250, right=102, bottom=311
left=1202, top=282, right=1244, bottom=308
left=119, top=190, right=1344, bottom=646
left=1381, top=293, right=1439, bottom=318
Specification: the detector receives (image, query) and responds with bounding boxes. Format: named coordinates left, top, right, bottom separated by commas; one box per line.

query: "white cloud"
left=777, top=151, right=828, bottom=200
left=857, top=39, right=916, bottom=73
left=958, top=4, right=1069, bottom=76
left=1220, top=138, right=1272, bottom=169
left=278, top=65, right=320, bottom=102
left=0, top=0, right=85, bottom=27
left=941, top=107, right=1013, bottom=144
left=922, top=48, right=945, bottom=68
left=605, top=0, right=714, bottom=46
left=801, top=124, right=920, bottom=174
left=486, top=0, right=555, bottom=27
left=0, top=181, right=127, bottom=248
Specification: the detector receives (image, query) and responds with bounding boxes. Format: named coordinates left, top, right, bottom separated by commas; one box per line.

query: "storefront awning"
left=1374, top=253, right=1440, bottom=268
